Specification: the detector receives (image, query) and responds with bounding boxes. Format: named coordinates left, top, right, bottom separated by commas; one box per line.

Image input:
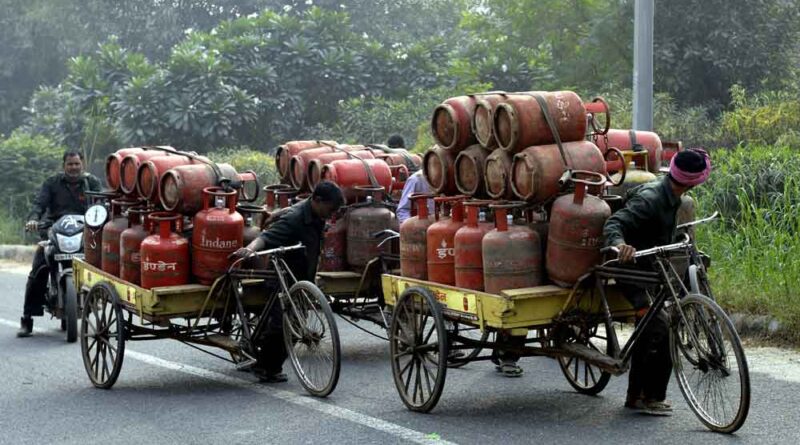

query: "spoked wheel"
left=671, top=294, right=750, bottom=433
left=282, top=281, right=341, bottom=397
left=446, top=321, right=490, bottom=369
left=64, top=276, right=78, bottom=343
left=557, top=317, right=617, bottom=395
left=80, top=282, right=125, bottom=389
left=389, top=286, right=448, bottom=413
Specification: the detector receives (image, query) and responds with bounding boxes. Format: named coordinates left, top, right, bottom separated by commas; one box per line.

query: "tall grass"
left=694, top=146, right=800, bottom=342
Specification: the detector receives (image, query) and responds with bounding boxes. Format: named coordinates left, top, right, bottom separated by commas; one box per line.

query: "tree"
left=654, top=0, right=800, bottom=108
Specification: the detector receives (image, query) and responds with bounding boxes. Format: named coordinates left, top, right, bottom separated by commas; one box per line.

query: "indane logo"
left=200, top=233, right=240, bottom=249
left=436, top=239, right=455, bottom=260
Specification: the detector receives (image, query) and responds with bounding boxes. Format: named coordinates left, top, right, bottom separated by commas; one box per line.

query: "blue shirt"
left=396, top=171, right=434, bottom=224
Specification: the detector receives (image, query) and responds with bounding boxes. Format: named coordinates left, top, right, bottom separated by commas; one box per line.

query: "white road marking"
left=0, top=318, right=456, bottom=445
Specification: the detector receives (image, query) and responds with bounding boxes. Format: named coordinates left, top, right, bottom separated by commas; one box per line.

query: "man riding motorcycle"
left=17, top=150, right=102, bottom=337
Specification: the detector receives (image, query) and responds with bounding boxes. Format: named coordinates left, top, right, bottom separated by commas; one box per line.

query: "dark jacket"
left=27, top=173, right=103, bottom=223
left=603, top=176, right=682, bottom=250
left=258, top=199, right=325, bottom=281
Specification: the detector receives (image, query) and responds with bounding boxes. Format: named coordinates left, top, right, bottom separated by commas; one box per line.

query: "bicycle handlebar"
left=600, top=232, right=691, bottom=259
left=677, top=211, right=719, bottom=230
left=228, top=242, right=305, bottom=270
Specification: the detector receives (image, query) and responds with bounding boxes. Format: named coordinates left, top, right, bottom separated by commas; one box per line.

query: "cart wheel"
left=446, top=322, right=490, bottom=369
left=389, top=286, right=448, bottom=413
left=80, top=282, right=125, bottom=389
left=283, top=281, right=341, bottom=397
left=64, top=276, right=78, bottom=343
left=671, top=294, right=750, bottom=433
left=557, top=318, right=616, bottom=395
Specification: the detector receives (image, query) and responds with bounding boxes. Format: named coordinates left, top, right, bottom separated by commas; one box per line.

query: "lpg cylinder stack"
left=263, top=140, right=422, bottom=275
left=404, top=90, right=689, bottom=293
left=87, top=145, right=261, bottom=289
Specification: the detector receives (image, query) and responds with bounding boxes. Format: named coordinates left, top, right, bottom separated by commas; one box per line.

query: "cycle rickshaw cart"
left=381, top=211, right=750, bottom=434
left=73, top=242, right=341, bottom=397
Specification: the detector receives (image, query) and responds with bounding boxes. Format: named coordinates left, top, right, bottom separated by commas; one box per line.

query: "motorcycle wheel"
left=64, top=276, right=78, bottom=343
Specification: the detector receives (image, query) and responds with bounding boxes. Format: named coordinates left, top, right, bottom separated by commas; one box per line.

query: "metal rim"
left=446, top=322, right=490, bottom=369
left=557, top=319, right=615, bottom=395
left=283, top=281, right=341, bottom=397
left=671, top=294, right=750, bottom=433
left=389, top=286, right=448, bottom=412
left=80, top=282, right=125, bottom=389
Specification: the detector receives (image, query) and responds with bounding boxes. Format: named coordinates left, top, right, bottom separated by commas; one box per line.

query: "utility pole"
left=632, top=0, right=654, bottom=131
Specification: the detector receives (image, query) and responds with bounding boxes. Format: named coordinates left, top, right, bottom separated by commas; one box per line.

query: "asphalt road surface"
left=1, top=264, right=799, bottom=444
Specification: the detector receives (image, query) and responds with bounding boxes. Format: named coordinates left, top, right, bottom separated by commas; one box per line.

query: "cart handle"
left=228, top=242, right=305, bottom=270
left=677, top=211, right=719, bottom=230
left=601, top=232, right=690, bottom=260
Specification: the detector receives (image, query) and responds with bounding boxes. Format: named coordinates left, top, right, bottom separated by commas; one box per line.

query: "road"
left=0, top=264, right=798, bottom=444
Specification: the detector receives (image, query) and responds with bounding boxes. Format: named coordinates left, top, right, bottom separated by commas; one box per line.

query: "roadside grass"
left=0, top=213, right=28, bottom=245
left=695, top=145, right=800, bottom=343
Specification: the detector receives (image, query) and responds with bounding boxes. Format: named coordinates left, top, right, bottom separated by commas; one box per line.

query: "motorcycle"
left=33, top=214, right=85, bottom=342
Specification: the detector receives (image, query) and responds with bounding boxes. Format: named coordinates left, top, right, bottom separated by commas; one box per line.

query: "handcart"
left=73, top=243, right=341, bottom=397
left=382, top=213, right=750, bottom=434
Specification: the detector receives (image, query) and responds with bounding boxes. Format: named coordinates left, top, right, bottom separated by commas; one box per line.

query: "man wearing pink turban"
left=603, top=148, right=711, bottom=416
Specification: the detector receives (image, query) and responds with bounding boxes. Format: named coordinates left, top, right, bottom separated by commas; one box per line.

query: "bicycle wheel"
left=671, top=294, right=750, bottom=433
left=446, top=321, right=490, bottom=368
left=557, top=318, right=617, bottom=395
left=389, top=286, right=448, bottom=413
left=80, top=282, right=125, bottom=389
left=282, top=281, right=341, bottom=397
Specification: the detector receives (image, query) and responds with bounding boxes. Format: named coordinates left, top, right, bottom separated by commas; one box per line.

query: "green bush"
left=694, top=145, right=800, bottom=343
left=719, top=84, right=800, bottom=148
left=0, top=131, right=66, bottom=217
left=209, top=147, right=280, bottom=190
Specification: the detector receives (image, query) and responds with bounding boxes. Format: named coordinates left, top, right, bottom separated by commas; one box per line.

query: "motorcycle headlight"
left=56, top=233, right=83, bottom=253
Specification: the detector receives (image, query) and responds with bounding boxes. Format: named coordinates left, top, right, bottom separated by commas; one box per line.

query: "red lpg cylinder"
left=484, top=149, right=515, bottom=199
left=423, top=145, right=458, bottom=195
left=263, top=184, right=292, bottom=210
left=101, top=199, right=142, bottom=276
left=473, top=93, right=508, bottom=149
left=547, top=171, right=611, bottom=287
left=160, top=163, right=257, bottom=215
left=482, top=203, right=542, bottom=294
left=320, top=212, right=348, bottom=272
left=137, top=154, right=205, bottom=202
left=594, top=129, right=663, bottom=174
left=275, top=140, right=338, bottom=182
left=120, top=151, right=172, bottom=196
left=237, top=204, right=267, bottom=246
left=400, top=194, right=435, bottom=279
left=119, top=207, right=152, bottom=285
left=510, top=140, right=607, bottom=203
left=455, top=144, right=491, bottom=197
left=493, top=91, right=587, bottom=153
left=347, top=186, right=394, bottom=269
left=106, top=148, right=144, bottom=192
left=83, top=190, right=118, bottom=267
left=374, top=150, right=422, bottom=171
left=320, top=158, right=393, bottom=203
left=431, top=95, right=478, bottom=152
left=275, top=188, right=299, bottom=209
left=140, top=213, right=190, bottom=289
left=426, top=196, right=466, bottom=285
left=192, top=187, right=244, bottom=285
left=454, top=201, right=493, bottom=291
left=389, top=165, right=410, bottom=198
left=301, top=149, right=375, bottom=191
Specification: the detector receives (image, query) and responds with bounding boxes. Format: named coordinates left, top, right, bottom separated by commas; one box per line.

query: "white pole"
left=633, top=0, right=654, bottom=131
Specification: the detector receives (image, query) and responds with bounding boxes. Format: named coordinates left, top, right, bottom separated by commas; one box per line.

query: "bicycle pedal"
left=235, top=357, right=258, bottom=371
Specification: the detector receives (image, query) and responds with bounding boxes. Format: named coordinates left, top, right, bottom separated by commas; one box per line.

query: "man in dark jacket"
left=603, top=148, right=711, bottom=416
left=17, top=150, right=102, bottom=337
left=231, top=181, right=343, bottom=382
